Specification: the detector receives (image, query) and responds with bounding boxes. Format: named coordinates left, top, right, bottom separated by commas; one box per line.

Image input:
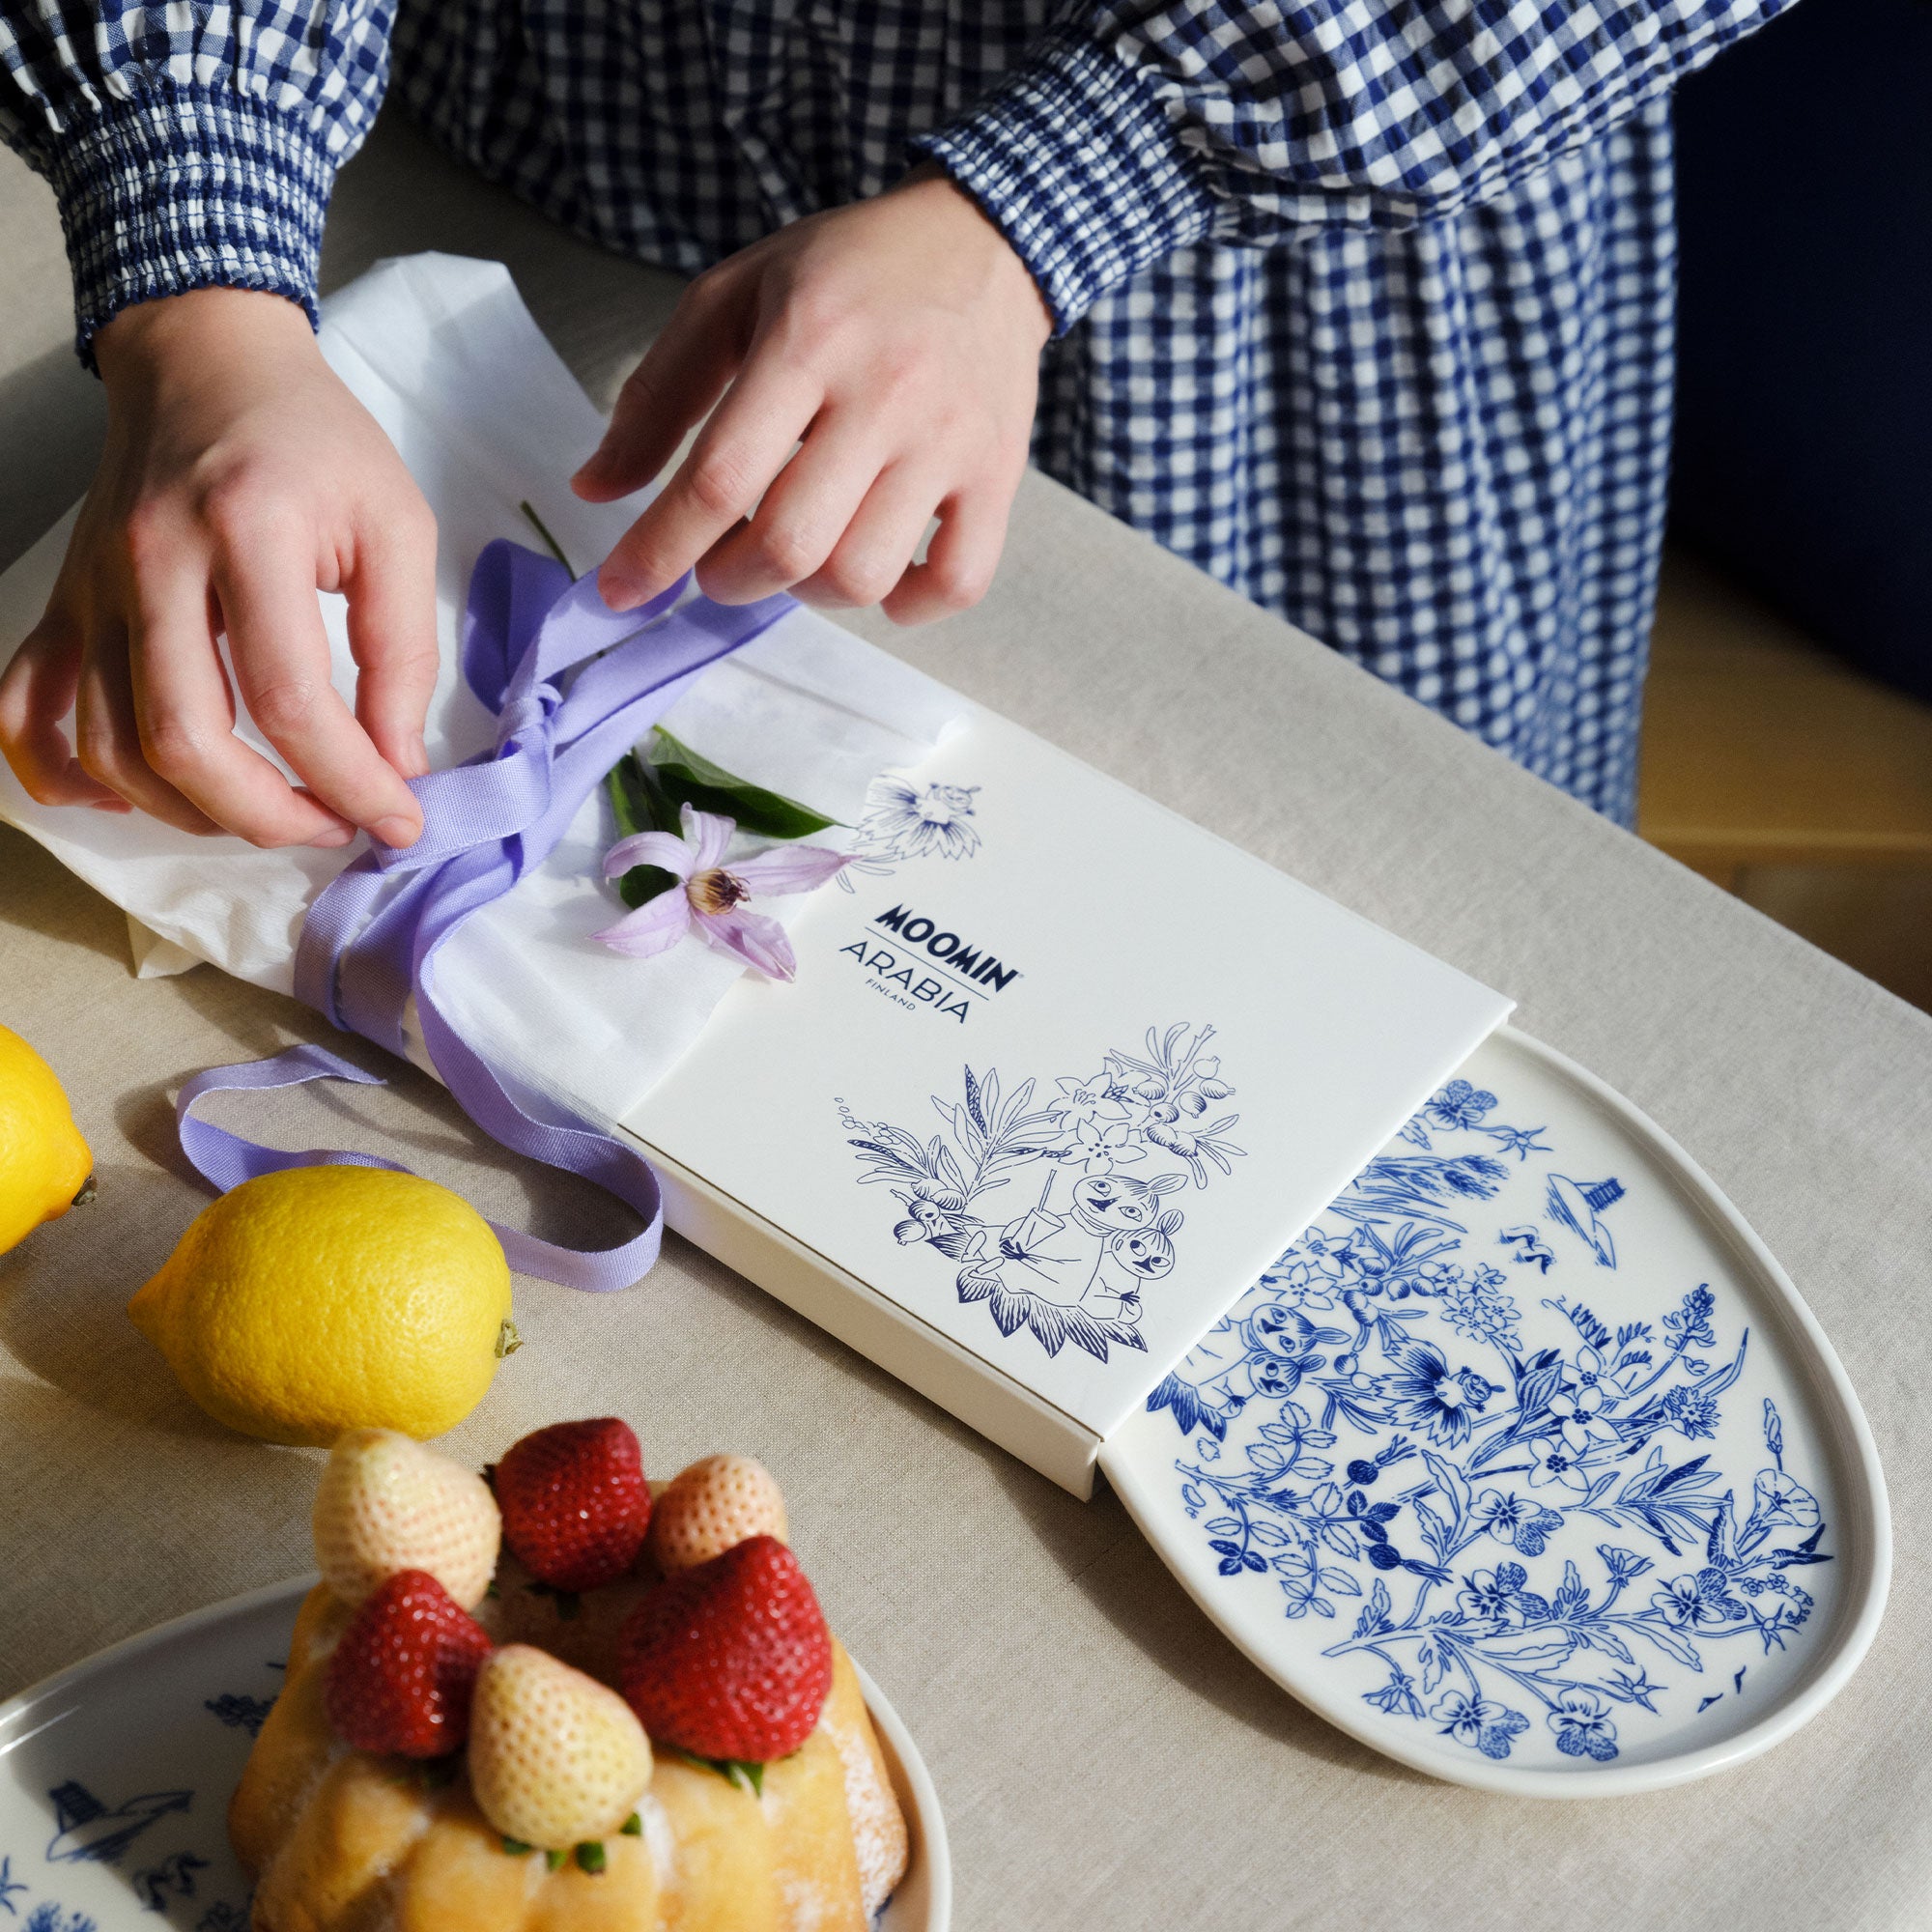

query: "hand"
left=572, top=167, right=1052, bottom=625
left=0, top=288, right=437, bottom=848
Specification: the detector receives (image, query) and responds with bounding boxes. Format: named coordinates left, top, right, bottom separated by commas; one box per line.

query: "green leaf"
left=546, top=1849, right=568, bottom=1872
left=500, top=1837, right=533, bottom=1858
left=603, top=753, right=682, bottom=910
left=648, top=728, right=839, bottom=840
left=669, top=1747, right=767, bottom=1795
left=576, top=1840, right=609, bottom=1875
left=620, top=1813, right=643, bottom=1836
left=600, top=731, right=839, bottom=913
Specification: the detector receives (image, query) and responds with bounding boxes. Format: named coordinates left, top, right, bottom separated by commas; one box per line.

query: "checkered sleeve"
left=917, top=0, right=1791, bottom=327
left=0, top=1, right=394, bottom=365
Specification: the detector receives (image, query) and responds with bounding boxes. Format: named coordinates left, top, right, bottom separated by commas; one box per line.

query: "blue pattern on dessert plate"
left=1150, top=1075, right=1833, bottom=1769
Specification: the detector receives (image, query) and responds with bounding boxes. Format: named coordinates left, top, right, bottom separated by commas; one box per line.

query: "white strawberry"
left=313, top=1428, right=500, bottom=1611
left=468, top=1644, right=653, bottom=1850
left=646, top=1454, right=788, bottom=1574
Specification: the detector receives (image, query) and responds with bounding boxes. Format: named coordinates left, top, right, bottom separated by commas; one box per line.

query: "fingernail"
left=309, top=826, right=356, bottom=848
left=598, top=570, right=649, bottom=612
left=370, top=813, right=421, bottom=848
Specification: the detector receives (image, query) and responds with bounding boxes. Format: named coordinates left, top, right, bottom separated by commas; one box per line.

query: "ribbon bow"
left=176, top=541, right=794, bottom=1291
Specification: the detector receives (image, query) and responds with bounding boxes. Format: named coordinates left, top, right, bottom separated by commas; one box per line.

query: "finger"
left=216, top=541, right=424, bottom=846
left=129, top=556, right=356, bottom=848
left=344, top=497, right=440, bottom=781
left=694, top=414, right=887, bottom=605
left=791, top=461, right=946, bottom=612
left=0, top=612, right=123, bottom=807
left=596, top=353, right=821, bottom=611
left=881, top=486, right=1007, bottom=626
left=75, top=620, right=223, bottom=836
left=573, top=276, right=745, bottom=502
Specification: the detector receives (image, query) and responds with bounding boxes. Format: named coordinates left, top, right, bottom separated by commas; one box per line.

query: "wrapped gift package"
left=0, top=256, right=1888, bottom=1797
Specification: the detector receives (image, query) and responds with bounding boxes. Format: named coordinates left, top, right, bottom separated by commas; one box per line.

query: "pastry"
left=232, top=1421, right=909, bottom=1928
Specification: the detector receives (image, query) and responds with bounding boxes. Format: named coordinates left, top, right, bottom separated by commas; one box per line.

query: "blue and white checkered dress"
left=1, top=0, right=1792, bottom=821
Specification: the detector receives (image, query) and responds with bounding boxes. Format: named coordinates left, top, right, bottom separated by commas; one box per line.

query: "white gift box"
left=618, top=705, right=1509, bottom=1494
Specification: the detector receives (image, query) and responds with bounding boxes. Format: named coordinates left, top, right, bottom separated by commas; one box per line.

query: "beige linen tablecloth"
left=4, top=112, right=1930, bottom=1932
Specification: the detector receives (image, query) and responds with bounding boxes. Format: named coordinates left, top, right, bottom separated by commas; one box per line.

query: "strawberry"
left=323, top=1569, right=494, bottom=1758
left=469, top=1644, right=654, bottom=1850
left=619, top=1535, right=832, bottom=1761
left=313, top=1428, right=500, bottom=1610
left=647, top=1454, right=788, bottom=1575
left=495, top=1418, right=651, bottom=1594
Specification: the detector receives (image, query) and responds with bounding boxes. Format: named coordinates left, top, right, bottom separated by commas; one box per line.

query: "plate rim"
left=1098, top=1021, right=1893, bottom=1799
left=0, top=1574, right=952, bottom=1926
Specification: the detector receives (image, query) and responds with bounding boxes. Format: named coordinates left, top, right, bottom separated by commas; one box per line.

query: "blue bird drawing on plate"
left=134, top=1848, right=209, bottom=1909
left=1497, top=1226, right=1555, bottom=1273
left=203, top=1693, right=274, bottom=1738
left=44, top=1781, right=191, bottom=1864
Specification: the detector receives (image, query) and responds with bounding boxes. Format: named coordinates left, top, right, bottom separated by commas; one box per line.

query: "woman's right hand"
left=0, top=286, right=437, bottom=848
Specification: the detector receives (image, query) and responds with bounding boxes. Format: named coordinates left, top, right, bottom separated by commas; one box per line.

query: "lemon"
left=0, top=1022, right=93, bottom=1257
left=129, top=1165, right=517, bottom=1445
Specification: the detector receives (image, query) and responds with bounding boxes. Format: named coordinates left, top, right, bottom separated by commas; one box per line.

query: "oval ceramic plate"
left=0, top=1577, right=950, bottom=1929
left=1101, top=1025, right=1889, bottom=1796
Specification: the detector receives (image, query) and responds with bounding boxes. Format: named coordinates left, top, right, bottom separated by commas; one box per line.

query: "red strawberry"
left=323, top=1569, right=493, bottom=1758
left=495, top=1417, right=651, bottom=1593
left=618, top=1534, right=832, bottom=1761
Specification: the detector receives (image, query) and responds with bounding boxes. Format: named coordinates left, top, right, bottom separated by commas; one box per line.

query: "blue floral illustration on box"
left=1151, top=1077, right=1832, bottom=1765
left=835, top=775, right=981, bottom=891
left=845, top=1023, right=1243, bottom=1363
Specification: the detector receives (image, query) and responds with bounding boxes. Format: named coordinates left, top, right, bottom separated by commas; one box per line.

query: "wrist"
left=95, top=288, right=319, bottom=397
left=889, top=169, right=1054, bottom=351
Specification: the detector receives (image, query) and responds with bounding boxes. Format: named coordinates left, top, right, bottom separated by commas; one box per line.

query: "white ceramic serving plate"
left=1100, top=1025, right=1890, bottom=1796
left=0, top=1577, right=950, bottom=1929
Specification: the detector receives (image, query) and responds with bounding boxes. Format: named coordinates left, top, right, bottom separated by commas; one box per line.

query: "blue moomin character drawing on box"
left=844, top=1024, right=1243, bottom=1365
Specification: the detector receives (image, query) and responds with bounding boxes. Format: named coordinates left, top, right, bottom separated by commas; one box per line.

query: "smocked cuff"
left=910, top=25, right=1219, bottom=334
left=40, top=82, right=335, bottom=369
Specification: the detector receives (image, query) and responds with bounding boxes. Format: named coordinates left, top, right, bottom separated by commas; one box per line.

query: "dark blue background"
left=1672, top=0, right=1932, bottom=700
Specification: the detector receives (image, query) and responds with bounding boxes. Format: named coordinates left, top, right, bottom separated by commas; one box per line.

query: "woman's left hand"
left=571, top=167, right=1052, bottom=626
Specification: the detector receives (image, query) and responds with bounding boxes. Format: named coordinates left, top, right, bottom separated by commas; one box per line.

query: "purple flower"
left=593, top=805, right=845, bottom=981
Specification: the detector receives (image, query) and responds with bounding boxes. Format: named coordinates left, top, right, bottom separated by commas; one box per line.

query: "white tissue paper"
left=0, top=253, right=961, bottom=1125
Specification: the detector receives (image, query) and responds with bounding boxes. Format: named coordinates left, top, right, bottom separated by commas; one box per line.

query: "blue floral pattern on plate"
left=1149, top=1076, right=1833, bottom=1768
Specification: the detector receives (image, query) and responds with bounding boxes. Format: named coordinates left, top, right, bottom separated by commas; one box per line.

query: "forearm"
left=913, top=0, right=1797, bottom=327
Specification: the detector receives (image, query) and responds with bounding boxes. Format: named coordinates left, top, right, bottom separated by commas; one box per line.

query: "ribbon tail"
left=412, top=999, right=665, bottom=1293
left=176, top=1044, right=410, bottom=1193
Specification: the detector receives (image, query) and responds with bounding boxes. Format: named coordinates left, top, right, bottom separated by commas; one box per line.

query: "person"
left=0, top=0, right=1792, bottom=852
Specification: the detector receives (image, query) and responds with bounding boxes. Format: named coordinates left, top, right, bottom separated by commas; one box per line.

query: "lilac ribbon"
left=176, top=540, right=793, bottom=1291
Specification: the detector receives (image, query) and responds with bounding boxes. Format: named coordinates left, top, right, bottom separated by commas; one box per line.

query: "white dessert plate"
left=1101, top=1024, right=1889, bottom=1796
left=0, top=1576, right=950, bottom=1929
